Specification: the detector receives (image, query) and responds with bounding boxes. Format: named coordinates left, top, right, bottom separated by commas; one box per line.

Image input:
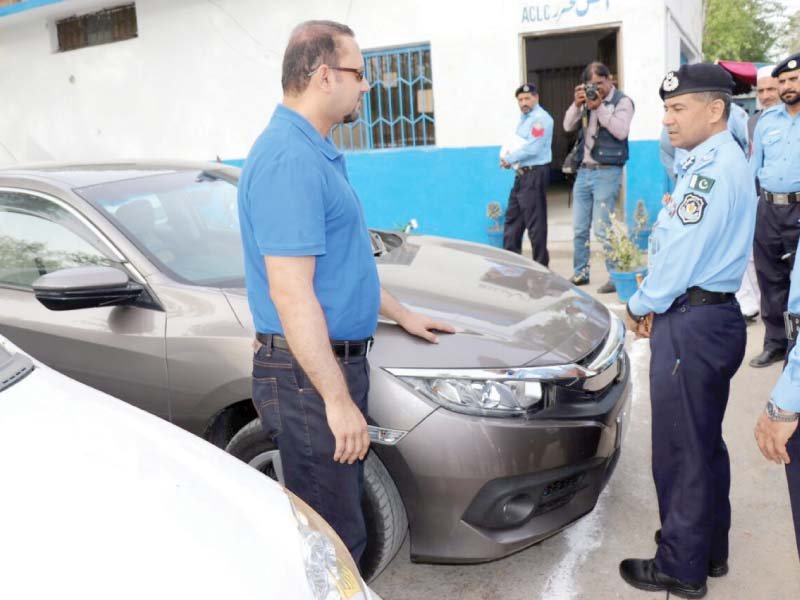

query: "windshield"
left=76, top=171, right=244, bottom=287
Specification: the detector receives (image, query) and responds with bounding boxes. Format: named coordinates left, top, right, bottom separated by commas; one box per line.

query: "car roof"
left=0, top=160, right=240, bottom=190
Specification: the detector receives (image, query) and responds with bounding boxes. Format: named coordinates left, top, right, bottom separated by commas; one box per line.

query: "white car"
left=0, top=334, right=382, bottom=600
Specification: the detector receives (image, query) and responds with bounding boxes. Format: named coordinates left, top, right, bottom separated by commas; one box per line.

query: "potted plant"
left=632, top=199, right=651, bottom=250
left=601, top=209, right=647, bottom=302
left=486, top=200, right=504, bottom=248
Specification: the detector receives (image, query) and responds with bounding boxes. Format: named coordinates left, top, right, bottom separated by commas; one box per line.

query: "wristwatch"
left=766, top=400, right=800, bottom=422
left=626, top=303, right=644, bottom=324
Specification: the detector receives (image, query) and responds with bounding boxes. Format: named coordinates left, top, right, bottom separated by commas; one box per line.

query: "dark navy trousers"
left=252, top=344, right=369, bottom=563
left=753, top=199, right=800, bottom=351
left=503, top=165, right=550, bottom=266
left=787, top=426, right=800, bottom=560
left=650, top=295, right=746, bottom=584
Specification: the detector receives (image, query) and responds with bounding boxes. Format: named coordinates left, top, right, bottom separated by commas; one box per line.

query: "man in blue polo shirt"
left=238, top=20, right=453, bottom=565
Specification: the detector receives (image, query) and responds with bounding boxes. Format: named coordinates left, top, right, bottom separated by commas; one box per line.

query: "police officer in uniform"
left=749, top=52, right=800, bottom=368
left=755, top=235, right=800, bottom=562
left=620, top=64, right=756, bottom=599
left=501, top=83, right=554, bottom=266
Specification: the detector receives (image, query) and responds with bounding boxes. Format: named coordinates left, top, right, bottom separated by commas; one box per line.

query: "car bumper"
left=377, top=352, right=631, bottom=563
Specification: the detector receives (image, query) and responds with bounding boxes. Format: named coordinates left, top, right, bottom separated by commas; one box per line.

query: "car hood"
left=0, top=337, right=318, bottom=599
left=224, top=235, right=610, bottom=369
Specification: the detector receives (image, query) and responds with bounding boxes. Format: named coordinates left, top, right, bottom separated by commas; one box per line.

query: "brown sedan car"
left=0, top=161, right=630, bottom=579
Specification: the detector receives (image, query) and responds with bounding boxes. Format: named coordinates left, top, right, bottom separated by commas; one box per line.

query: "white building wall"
left=0, top=0, right=702, bottom=166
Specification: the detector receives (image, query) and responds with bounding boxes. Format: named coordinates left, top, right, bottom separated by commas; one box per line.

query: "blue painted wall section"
left=227, top=140, right=665, bottom=245
left=0, top=0, right=63, bottom=18
left=346, top=146, right=514, bottom=242
left=625, top=140, right=667, bottom=233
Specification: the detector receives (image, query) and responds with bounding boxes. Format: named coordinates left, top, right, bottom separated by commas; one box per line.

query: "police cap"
left=515, top=83, right=537, bottom=97
left=659, top=63, right=734, bottom=100
left=772, top=52, right=800, bottom=77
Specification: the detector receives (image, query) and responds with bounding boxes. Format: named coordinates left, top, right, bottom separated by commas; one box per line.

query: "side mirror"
left=33, top=266, right=144, bottom=311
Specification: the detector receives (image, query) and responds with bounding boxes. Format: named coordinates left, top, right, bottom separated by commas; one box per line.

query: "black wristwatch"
left=626, top=303, right=644, bottom=324
left=766, top=400, right=800, bottom=422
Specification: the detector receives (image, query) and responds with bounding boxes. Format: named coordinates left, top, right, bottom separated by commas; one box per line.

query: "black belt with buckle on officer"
left=256, top=332, right=373, bottom=359
left=686, top=286, right=735, bottom=306
left=785, top=312, right=800, bottom=341
left=762, top=190, right=800, bottom=205
left=515, top=165, right=536, bottom=176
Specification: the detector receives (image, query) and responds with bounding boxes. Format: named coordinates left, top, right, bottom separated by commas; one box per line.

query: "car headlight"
left=286, top=489, right=368, bottom=600
left=393, top=375, right=543, bottom=417
left=386, top=313, right=626, bottom=418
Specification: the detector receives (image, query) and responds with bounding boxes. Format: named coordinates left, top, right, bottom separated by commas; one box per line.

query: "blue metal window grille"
left=332, top=44, right=435, bottom=151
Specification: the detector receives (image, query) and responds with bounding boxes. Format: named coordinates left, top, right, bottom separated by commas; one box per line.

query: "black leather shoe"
left=569, top=273, right=589, bottom=286
left=619, top=558, right=707, bottom=599
left=654, top=529, right=729, bottom=577
left=749, top=348, right=786, bottom=368
left=597, top=279, right=616, bottom=294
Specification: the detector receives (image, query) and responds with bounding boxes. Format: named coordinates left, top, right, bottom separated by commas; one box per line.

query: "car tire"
left=225, top=418, right=408, bottom=582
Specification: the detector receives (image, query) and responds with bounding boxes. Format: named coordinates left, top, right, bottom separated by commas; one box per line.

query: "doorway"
left=523, top=27, right=620, bottom=173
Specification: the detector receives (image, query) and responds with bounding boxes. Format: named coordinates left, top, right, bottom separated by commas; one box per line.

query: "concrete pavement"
left=371, top=188, right=800, bottom=600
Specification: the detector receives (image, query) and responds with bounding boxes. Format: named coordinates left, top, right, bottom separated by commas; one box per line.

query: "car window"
left=76, top=171, right=244, bottom=287
left=0, top=191, right=117, bottom=288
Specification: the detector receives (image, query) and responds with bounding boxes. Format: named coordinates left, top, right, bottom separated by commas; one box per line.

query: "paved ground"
left=372, top=187, right=800, bottom=599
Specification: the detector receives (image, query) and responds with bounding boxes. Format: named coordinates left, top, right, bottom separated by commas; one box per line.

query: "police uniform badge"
left=662, top=71, right=679, bottom=93
left=680, top=154, right=696, bottom=171
left=790, top=59, right=798, bottom=70
left=689, top=174, right=715, bottom=193
left=677, top=193, right=707, bottom=225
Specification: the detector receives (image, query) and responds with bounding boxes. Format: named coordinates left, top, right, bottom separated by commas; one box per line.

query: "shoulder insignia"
left=698, top=150, right=715, bottom=164
left=689, top=174, right=715, bottom=193
left=680, top=155, right=696, bottom=171
left=677, top=193, right=707, bottom=225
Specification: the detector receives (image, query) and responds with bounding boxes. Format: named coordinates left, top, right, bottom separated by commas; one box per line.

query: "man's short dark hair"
left=282, top=20, right=355, bottom=95
left=582, top=61, right=611, bottom=83
left=694, top=91, right=732, bottom=120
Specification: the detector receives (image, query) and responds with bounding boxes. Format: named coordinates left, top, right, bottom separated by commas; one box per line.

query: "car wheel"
left=225, top=418, right=408, bottom=582
left=359, top=449, right=408, bottom=582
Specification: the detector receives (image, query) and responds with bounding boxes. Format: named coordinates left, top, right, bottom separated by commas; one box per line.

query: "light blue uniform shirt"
left=671, top=103, right=748, bottom=177
left=505, top=104, right=554, bottom=167
left=750, top=103, right=800, bottom=193
left=238, top=104, right=381, bottom=339
left=772, top=237, right=800, bottom=412
left=628, top=130, right=756, bottom=316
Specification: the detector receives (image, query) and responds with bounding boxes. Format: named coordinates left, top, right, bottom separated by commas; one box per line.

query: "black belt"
left=686, top=287, right=735, bottom=306
left=785, top=312, right=800, bottom=341
left=762, top=190, right=800, bottom=205
left=579, top=163, right=613, bottom=170
left=515, top=165, right=541, bottom=175
left=255, top=332, right=373, bottom=358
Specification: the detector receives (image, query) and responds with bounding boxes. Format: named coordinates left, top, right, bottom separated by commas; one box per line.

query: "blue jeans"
left=252, top=343, right=370, bottom=563
left=572, top=166, right=623, bottom=277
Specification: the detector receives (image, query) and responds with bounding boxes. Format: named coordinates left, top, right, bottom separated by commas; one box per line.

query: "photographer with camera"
left=564, top=61, right=635, bottom=293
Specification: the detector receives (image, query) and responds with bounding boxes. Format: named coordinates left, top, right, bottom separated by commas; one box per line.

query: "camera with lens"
left=584, top=83, right=600, bottom=101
